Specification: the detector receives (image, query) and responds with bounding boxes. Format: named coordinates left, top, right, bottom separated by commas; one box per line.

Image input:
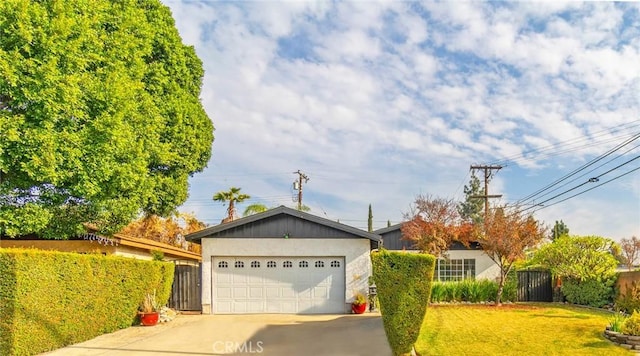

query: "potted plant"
left=352, top=293, right=367, bottom=314
left=139, top=291, right=160, bottom=326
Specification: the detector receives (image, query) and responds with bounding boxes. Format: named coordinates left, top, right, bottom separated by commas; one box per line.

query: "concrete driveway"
left=43, top=313, right=392, bottom=356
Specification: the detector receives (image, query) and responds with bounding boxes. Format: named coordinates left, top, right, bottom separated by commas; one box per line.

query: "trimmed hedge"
left=0, top=248, right=174, bottom=355
left=372, top=250, right=436, bottom=356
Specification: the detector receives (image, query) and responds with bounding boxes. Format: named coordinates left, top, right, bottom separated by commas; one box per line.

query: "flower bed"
left=603, top=328, right=640, bottom=350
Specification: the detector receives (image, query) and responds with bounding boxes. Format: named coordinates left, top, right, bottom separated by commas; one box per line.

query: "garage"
left=212, top=256, right=345, bottom=313
left=186, top=206, right=381, bottom=314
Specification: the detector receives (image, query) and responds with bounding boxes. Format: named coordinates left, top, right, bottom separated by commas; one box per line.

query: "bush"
left=561, top=277, right=615, bottom=308
left=0, top=248, right=174, bottom=355
left=623, top=311, right=640, bottom=336
left=610, top=313, right=628, bottom=333
left=616, top=279, right=640, bottom=314
left=430, top=278, right=518, bottom=304
left=372, top=250, right=436, bottom=356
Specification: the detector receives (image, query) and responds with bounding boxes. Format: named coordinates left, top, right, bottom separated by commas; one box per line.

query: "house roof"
left=186, top=205, right=382, bottom=243
left=1, top=232, right=201, bottom=261
left=112, top=233, right=201, bottom=261
left=373, top=222, right=481, bottom=251
left=373, top=223, right=403, bottom=235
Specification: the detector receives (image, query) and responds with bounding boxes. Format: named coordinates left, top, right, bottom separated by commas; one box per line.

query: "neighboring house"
left=374, top=224, right=500, bottom=281
left=0, top=233, right=201, bottom=263
left=186, top=206, right=381, bottom=315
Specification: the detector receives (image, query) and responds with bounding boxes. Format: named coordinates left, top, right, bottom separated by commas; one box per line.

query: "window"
left=267, top=261, right=277, bottom=268
left=218, top=261, right=228, bottom=268
left=434, top=259, right=475, bottom=281
left=251, top=261, right=260, bottom=268
left=283, top=261, right=293, bottom=268
left=315, top=261, right=324, bottom=268
left=299, top=261, right=309, bottom=268
left=235, top=261, right=244, bottom=268
left=330, top=260, right=340, bottom=268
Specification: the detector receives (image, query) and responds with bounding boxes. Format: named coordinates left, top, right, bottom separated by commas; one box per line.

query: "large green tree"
left=551, top=220, right=570, bottom=241
left=457, top=173, right=484, bottom=225
left=0, top=0, right=214, bottom=238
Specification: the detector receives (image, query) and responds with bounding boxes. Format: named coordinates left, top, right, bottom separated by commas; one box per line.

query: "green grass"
left=416, top=304, right=632, bottom=355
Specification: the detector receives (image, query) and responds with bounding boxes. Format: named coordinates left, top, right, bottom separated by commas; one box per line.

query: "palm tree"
left=243, top=203, right=269, bottom=217
left=213, top=187, right=250, bottom=222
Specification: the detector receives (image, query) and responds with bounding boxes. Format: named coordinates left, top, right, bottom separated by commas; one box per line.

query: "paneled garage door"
left=212, top=256, right=345, bottom=314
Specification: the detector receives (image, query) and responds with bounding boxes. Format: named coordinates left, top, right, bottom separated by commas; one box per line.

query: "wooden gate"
left=517, top=270, right=552, bottom=302
left=169, top=262, right=202, bottom=311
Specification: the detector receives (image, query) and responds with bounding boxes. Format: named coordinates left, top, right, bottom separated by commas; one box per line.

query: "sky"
left=162, top=1, right=640, bottom=241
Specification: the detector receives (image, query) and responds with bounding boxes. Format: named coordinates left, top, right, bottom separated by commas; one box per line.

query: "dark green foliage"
left=0, top=0, right=214, bottom=238
left=457, top=173, right=484, bottom=225
left=551, top=220, right=570, bottom=241
left=371, top=250, right=436, bottom=356
left=562, top=277, right=616, bottom=308
left=0, top=249, right=174, bottom=355
left=151, top=250, right=165, bottom=261
left=430, top=278, right=517, bottom=303
left=616, top=280, right=640, bottom=314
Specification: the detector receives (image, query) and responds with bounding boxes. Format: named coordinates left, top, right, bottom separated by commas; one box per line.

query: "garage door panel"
left=249, top=287, right=263, bottom=298
left=281, top=287, right=296, bottom=298
left=213, top=256, right=345, bottom=314
left=233, top=287, right=248, bottom=298
left=314, top=286, right=329, bottom=299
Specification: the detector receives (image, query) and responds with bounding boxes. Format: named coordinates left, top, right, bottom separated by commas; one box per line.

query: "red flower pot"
left=352, top=303, right=367, bottom=314
left=139, top=312, right=159, bottom=326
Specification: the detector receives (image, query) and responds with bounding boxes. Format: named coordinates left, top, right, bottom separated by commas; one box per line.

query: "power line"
left=530, top=165, right=640, bottom=213
left=515, top=132, right=640, bottom=205
left=524, top=143, right=640, bottom=203
left=489, top=120, right=640, bottom=167
left=519, top=155, right=640, bottom=214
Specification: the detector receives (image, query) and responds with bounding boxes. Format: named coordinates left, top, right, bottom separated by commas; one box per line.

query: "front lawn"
left=417, top=304, right=631, bottom=355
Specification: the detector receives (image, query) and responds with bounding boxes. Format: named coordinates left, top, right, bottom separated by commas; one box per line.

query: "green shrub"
left=430, top=279, right=519, bottom=304
left=623, top=311, right=640, bottom=336
left=616, top=280, right=640, bottom=314
left=609, top=313, right=628, bottom=333
left=562, top=277, right=615, bottom=308
left=372, top=250, right=436, bottom=356
left=0, top=248, right=174, bottom=355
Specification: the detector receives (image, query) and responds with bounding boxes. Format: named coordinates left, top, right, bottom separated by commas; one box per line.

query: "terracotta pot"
left=139, top=312, right=159, bottom=326
left=352, top=303, right=367, bottom=314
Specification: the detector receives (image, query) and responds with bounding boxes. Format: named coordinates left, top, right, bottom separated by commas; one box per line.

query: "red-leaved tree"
left=401, top=195, right=472, bottom=257
left=480, top=205, right=546, bottom=305
left=620, top=236, right=640, bottom=271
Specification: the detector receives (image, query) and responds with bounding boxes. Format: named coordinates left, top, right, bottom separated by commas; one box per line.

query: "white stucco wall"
left=200, top=238, right=372, bottom=314
left=445, top=249, right=501, bottom=281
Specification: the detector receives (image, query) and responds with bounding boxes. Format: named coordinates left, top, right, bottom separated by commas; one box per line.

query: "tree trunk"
left=495, top=272, right=506, bottom=306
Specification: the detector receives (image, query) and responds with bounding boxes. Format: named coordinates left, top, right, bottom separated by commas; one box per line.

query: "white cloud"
left=162, top=1, right=640, bottom=235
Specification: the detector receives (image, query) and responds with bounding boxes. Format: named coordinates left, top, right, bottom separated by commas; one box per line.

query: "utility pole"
left=469, top=165, right=503, bottom=221
left=293, top=170, right=309, bottom=210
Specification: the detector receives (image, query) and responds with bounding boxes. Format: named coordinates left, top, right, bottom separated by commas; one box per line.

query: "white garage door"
left=212, top=256, right=345, bottom=314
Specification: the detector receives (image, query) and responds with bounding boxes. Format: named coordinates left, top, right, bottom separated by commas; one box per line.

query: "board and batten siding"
left=200, top=238, right=372, bottom=314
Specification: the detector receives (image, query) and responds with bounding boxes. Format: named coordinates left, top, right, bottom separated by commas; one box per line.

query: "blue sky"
left=163, top=1, right=640, bottom=240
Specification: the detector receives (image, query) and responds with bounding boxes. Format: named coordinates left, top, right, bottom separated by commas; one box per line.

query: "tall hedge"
left=371, top=250, right=436, bottom=356
left=0, top=248, right=174, bottom=355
